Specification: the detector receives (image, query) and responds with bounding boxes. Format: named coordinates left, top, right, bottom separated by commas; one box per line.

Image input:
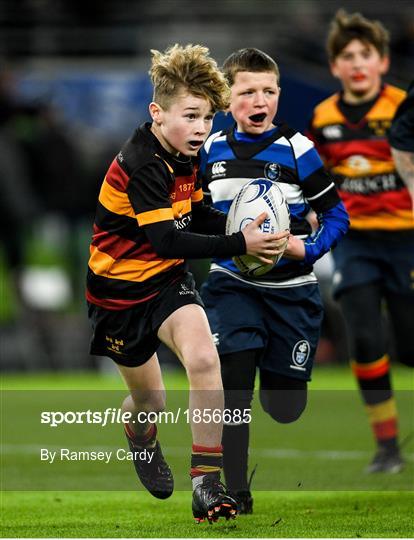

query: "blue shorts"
left=332, top=231, right=414, bottom=299
left=200, top=272, right=323, bottom=381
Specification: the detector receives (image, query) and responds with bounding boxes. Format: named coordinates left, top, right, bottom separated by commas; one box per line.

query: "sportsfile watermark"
left=40, top=408, right=252, bottom=428
left=2, top=389, right=413, bottom=491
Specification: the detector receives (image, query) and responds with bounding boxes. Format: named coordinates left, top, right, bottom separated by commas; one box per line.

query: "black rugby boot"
left=126, top=432, right=174, bottom=499
left=192, top=473, right=237, bottom=523
left=366, top=446, right=404, bottom=474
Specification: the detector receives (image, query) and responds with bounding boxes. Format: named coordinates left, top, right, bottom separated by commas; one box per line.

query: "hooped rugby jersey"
left=202, top=123, right=349, bottom=285
left=309, top=84, right=413, bottom=231
left=87, top=123, right=244, bottom=310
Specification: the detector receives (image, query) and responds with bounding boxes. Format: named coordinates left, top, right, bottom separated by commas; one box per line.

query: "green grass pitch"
left=1, top=365, right=413, bottom=538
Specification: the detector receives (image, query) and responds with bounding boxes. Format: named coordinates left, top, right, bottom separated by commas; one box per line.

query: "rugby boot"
left=126, top=433, right=174, bottom=499
left=228, top=490, right=253, bottom=514
left=366, top=446, right=404, bottom=474
left=192, top=473, right=237, bottom=523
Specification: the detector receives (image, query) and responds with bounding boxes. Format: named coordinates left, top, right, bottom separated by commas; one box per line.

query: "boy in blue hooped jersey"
left=200, top=48, right=349, bottom=512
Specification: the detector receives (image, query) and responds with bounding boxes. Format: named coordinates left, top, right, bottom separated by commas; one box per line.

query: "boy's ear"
left=149, top=102, right=163, bottom=124
left=379, top=55, right=390, bottom=75
left=329, top=61, right=340, bottom=80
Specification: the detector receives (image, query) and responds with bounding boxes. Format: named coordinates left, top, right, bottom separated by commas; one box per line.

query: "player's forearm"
left=303, top=202, right=349, bottom=265
left=391, top=148, right=414, bottom=210
left=143, top=220, right=245, bottom=260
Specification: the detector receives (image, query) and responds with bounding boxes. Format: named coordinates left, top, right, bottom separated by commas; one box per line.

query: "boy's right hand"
left=241, top=212, right=289, bottom=265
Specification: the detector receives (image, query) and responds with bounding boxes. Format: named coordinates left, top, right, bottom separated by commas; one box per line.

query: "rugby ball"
left=226, top=178, right=290, bottom=277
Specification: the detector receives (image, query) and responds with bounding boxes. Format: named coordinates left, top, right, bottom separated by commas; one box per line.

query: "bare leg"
left=157, top=304, right=224, bottom=447
left=117, top=354, right=166, bottom=437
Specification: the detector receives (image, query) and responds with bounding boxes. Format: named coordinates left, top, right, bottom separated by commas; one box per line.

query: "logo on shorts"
left=264, top=162, right=281, bottom=181
left=106, top=335, right=125, bottom=354
left=178, top=283, right=194, bottom=296
left=212, top=333, right=220, bottom=346
left=332, top=271, right=342, bottom=286
left=290, top=340, right=310, bottom=371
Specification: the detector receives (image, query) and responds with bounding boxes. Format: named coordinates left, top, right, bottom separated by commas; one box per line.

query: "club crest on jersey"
left=290, top=340, right=310, bottom=371
left=211, top=161, right=227, bottom=179
left=368, top=119, right=391, bottom=137
left=264, top=162, right=281, bottom=181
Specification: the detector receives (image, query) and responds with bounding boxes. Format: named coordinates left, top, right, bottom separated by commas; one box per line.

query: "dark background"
left=0, top=0, right=412, bottom=371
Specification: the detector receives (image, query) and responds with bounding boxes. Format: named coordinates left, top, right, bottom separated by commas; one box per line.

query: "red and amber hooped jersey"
left=309, top=85, right=413, bottom=231
left=87, top=124, right=203, bottom=309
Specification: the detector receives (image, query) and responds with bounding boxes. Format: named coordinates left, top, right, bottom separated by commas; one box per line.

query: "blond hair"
left=149, top=44, right=230, bottom=112
left=327, top=10, right=390, bottom=61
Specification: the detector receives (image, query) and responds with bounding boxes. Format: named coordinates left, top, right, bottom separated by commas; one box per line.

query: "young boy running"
left=201, top=48, right=349, bottom=512
left=86, top=44, right=287, bottom=522
left=309, top=11, right=414, bottom=473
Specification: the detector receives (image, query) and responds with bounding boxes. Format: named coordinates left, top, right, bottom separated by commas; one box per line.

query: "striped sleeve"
left=292, top=132, right=340, bottom=213
left=127, top=160, right=174, bottom=226
left=291, top=132, right=324, bottom=179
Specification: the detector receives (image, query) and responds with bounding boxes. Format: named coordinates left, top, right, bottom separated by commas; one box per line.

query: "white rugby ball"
left=226, top=178, right=290, bottom=277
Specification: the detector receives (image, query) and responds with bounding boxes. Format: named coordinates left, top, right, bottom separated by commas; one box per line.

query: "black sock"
left=221, top=349, right=257, bottom=493
left=222, top=422, right=250, bottom=491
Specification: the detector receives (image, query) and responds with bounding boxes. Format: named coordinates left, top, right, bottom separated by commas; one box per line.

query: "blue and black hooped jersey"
left=202, top=123, right=349, bottom=286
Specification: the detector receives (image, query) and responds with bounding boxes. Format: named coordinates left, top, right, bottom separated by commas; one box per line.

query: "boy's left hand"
left=283, top=234, right=306, bottom=260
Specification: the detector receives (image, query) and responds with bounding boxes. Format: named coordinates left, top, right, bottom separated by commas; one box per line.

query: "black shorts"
left=88, top=272, right=204, bottom=367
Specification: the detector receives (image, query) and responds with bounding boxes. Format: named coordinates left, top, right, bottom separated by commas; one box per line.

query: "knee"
left=185, top=348, right=220, bottom=379
left=264, top=404, right=306, bottom=424
left=260, top=389, right=307, bottom=424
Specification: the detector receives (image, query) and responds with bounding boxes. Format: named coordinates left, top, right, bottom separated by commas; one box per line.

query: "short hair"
left=327, top=10, right=390, bottom=61
left=222, top=48, right=280, bottom=86
left=149, top=44, right=230, bottom=112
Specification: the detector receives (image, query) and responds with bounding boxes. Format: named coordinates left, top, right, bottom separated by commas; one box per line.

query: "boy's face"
left=149, top=91, right=214, bottom=156
left=330, top=39, right=389, bottom=102
left=229, top=71, right=280, bottom=135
